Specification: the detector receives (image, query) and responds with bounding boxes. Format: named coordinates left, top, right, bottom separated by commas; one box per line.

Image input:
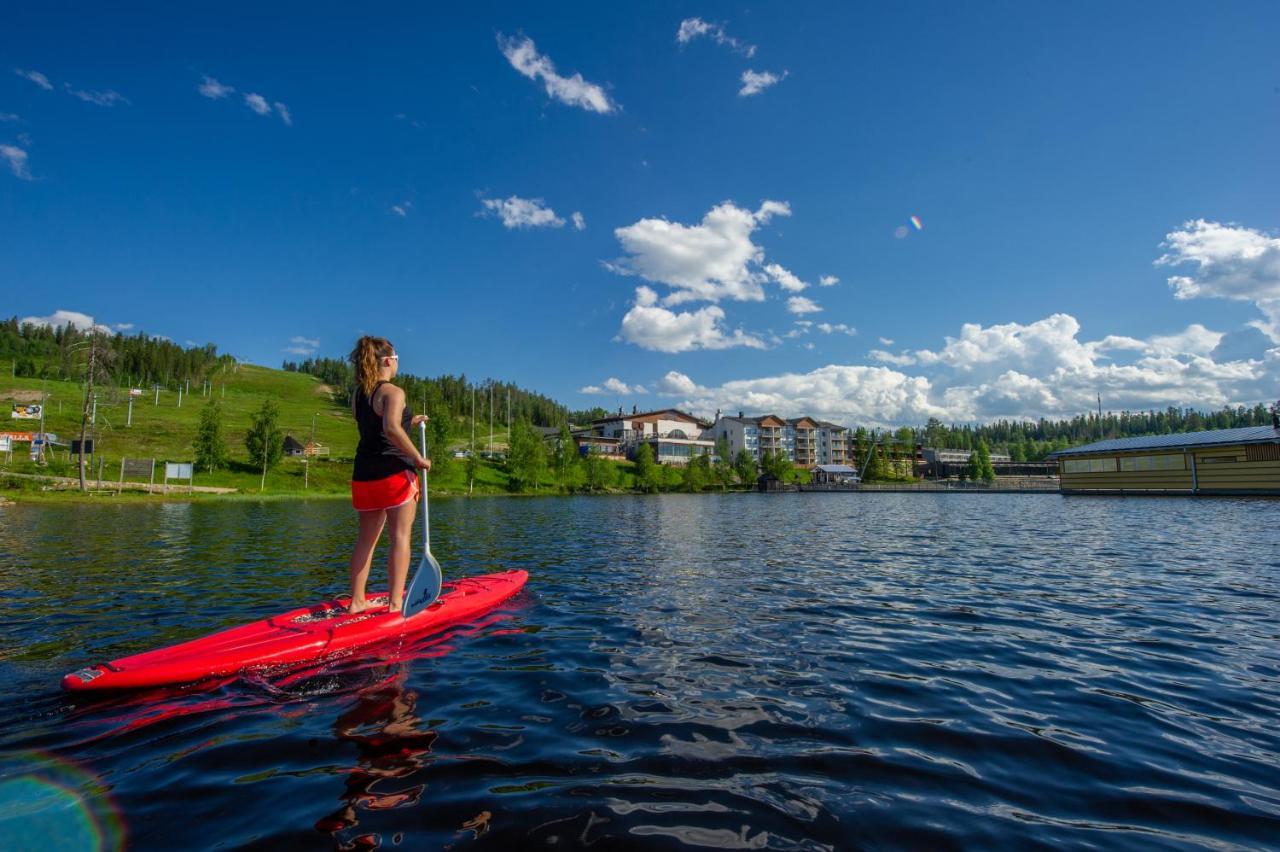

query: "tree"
left=194, top=400, right=229, bottom=472
left=682, top=453, right=711, bottom=492
left=633, top=443, right=660, bottom=493
left=862, top=443, right=886, bottom=481
left=765, top=450, right=794, bottom=482
left=425, top=398, right=453, bottom=476
left=976, top=439, right=996, bottom=483
left=507, top=418, right=547, bottom=491
left=553, top=423, right=577, bottom=486
left=734, top=448, right=757, bottom=486
left=713, top=437, right=733, bottom=489
left=583, top=447, right=614, bottom=492
left=465, top=448, right=481, bottom=493
left=245, top=399, right=284, bottom=478
left=966, top=445, right=983, bottom=481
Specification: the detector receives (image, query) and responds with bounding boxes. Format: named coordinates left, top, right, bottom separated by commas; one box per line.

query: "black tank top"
left=352, top=381, right=416, bottom=481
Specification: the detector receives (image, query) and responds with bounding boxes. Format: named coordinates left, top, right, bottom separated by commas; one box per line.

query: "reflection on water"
left=1, top=494, right=1279, bottom=849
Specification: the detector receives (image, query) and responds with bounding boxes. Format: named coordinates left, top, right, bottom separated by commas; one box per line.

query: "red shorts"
left=351, top=469, right=419, bottom=512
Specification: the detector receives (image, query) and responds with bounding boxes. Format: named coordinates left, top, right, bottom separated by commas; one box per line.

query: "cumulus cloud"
left=676, top=17, right=756, bottom=57
left=284, top=336, right=319, bottom=356
left=765, top=263, right=808, bottom=293
left=390, top=201, right=413, bottom=217
left=609, top=200, right=792, bottom=305
left=244, top=93, right=272, bottom=115
left=817, top=322, right=856, bottom=336
left=580, top=377, right=646, bottom=396
left=878, top=337, right=894, bottom=346
left=65, top=85, right=128, bottom=106
left=819, top=275, right=839, bottom=287
left=498, top=34, right=617, bottom=114
left=655, top=370, right=705, bottom=396
left=1, top=145, right=31, bottom=180
left=1156, top=219, right=1280, bottom=341
left=618, top=286, right=767, bottom=353
left=0, top=113, right=20, bottom=122
left=739, top=69, right=787, bottom=97
left=14, top=68, right=52, bottom=90
left=480, top=195, right=566, bottom=229
left=198, top=76, right=234, bottom=99
left=571, top=211, right=586, bottom=231
left=274, top=102, right=292, bottom=126
left=665, top=314, right=1273, bottom=427
left=19, top=309, right=113, bottom=334
left=787, top=296, right=822, bottom=315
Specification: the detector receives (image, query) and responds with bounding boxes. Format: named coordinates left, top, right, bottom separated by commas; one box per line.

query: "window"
left=1197, top=455, right=1239, bottom=465
left=1063, top=457, right=1116, bottom=473
left=1119, top=454, right=1185, bottom=471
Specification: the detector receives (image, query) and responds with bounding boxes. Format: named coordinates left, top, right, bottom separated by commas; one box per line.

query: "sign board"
left=0, top=436, right=10, bottom=452
left=0, top=431, right=34, bottom=443
left=10, top=404, right=42, bottom=420
left=165, top=462, right=193, bottom=480
left=129, top=388, right=144, bottom=397
left=121, top=458, right=155, bottom=478
left=71, top=439, right=95, bottom=454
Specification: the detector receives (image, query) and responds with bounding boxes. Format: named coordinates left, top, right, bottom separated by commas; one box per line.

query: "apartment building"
left=704, top=412, right=851, bottom=469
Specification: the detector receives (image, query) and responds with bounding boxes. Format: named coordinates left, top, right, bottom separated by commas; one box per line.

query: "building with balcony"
left=587, top=408, right=714, bottom=465
left=703, top=412, right=852, bottom=469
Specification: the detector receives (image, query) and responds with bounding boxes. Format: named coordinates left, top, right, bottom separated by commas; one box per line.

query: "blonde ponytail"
left=349, top=336, right=394, bottom=398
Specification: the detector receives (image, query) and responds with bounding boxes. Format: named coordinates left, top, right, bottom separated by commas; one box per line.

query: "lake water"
left=1, top=494, right=1278, bottom=849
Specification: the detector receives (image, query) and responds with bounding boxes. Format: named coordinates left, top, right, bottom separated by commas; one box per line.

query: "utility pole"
left=78, top=336, right=99, bottom=492
left=488, top=384, right=493, bottom=454
left=507, top=389, right=511, bottom=436
left=127, top=393, right=133, bottom=427
left=1097, top=393, right=1103, bottom=440
left=177, top=385, right=183, bottom=407
left=470, top=386, right=476, bottom=495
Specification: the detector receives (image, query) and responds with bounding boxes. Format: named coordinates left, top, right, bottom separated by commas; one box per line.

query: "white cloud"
left=244, top=93, right=272, bottom=115
left=390, top=201, right=412, bottom=217
left=739, top=69, right=787, bottom=97
left=819, top=275, right=839, bottom=287
left=112, top=323, right=134, bottom=331
left=19, top=309, right=112, bottom=334
left=609, top=200, right=791, bottom=305
left=571, top=211, right=586, bottom=231
left=655, top=370, right=705, bottom=396
left=498, top=34, right=617, bottom=115
left=1, top=145, right=31, bottom=180
left=274, top=102, right=292, bottom=126
left=675, top=17, right=756, bottom=57
left=1156, top=219, right=1280, bottom=341
left=580, top=377, right=645, bottom=396
left=868, top=349, right=917, bottom=366
left=765, top=263, right=807, bottom=292
left=878, top=337, right=894, bottom=346
left=65, top=85, right=128, bottom=106
left=787, top=296, right=822, bottom=315
left=14, top=68, right=52, bottom=90
left=198, top=76, right=234, bottom=99
left=0, top=113, right=19, bottom=122
left=284, top=336, right=319, bottom=356
left=618, top=286, right=767, bottom=353
left=480, top=195, right=565, bottom=229
left=817, top=322, right=856, bottom=336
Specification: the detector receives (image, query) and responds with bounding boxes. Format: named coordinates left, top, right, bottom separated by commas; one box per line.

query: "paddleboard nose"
left=63, top=665, right=108, bottom=691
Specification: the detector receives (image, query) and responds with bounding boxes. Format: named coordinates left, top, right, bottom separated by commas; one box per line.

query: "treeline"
left=863, top=404, right=1277, bottom=461
left=2, top=317, right=233, bottom=388
left=282, top=356, right=569, bottom=428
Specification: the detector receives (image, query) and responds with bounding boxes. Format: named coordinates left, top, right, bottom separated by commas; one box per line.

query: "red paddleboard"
left=62, top=570, right=528, bottom=692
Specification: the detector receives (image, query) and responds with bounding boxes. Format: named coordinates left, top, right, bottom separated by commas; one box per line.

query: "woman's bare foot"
left=346, top=599, right=372, bottom=614
left=389, top=598, right=403, bottom=615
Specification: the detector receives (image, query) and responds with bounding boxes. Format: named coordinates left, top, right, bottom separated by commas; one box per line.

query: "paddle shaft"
left=419, top=421, right=430, bottom=553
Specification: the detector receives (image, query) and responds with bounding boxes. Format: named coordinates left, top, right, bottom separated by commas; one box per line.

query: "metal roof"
left=1047, top=425, right=1280, bottom=458
left=814, top=464, right=858, bottom=473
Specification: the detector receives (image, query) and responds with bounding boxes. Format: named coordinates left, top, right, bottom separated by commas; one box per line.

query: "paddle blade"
left=403, top=552, right=442, bottom=618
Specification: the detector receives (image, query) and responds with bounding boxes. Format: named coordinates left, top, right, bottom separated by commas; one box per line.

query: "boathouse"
left=1049, top=423, right=1280, bottom=496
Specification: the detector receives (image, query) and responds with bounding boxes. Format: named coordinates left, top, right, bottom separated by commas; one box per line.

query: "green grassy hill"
left=1, top=362, right=525, bottom=497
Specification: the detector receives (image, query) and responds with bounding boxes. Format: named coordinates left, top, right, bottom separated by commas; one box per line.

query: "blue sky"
left=4, top=2, right=1279, bottom=425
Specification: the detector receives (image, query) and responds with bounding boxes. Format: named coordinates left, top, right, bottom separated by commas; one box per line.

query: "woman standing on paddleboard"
left=347, top=336, right=431, bottom=614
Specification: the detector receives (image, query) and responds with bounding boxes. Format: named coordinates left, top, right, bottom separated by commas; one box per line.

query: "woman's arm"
left=378, top=386, right=432, bottom=470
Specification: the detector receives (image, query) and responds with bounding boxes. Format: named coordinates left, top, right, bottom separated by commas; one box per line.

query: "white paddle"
left=402, top=422, right=443, bottom=617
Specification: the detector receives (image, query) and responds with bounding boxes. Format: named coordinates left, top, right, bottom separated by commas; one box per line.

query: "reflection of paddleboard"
left=62, top=570, right=528, bottom=692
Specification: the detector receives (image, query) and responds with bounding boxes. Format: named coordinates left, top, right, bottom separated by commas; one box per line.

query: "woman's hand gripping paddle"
left=403, top=422, right=443, bottom=617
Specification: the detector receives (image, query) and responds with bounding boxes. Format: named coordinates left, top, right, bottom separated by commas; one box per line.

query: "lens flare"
left=910, top=215, right=923, bottom=230
left=0, top=751, right=125, bottom=851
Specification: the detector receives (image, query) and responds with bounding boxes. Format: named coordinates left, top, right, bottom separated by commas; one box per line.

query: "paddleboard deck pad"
left=62, top=570, right=528, bottom=692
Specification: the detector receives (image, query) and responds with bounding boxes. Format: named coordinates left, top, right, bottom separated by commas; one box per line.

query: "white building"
left=589, top=408, right=714, bottom=465
left=703, top=413, right=851, bottom=468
